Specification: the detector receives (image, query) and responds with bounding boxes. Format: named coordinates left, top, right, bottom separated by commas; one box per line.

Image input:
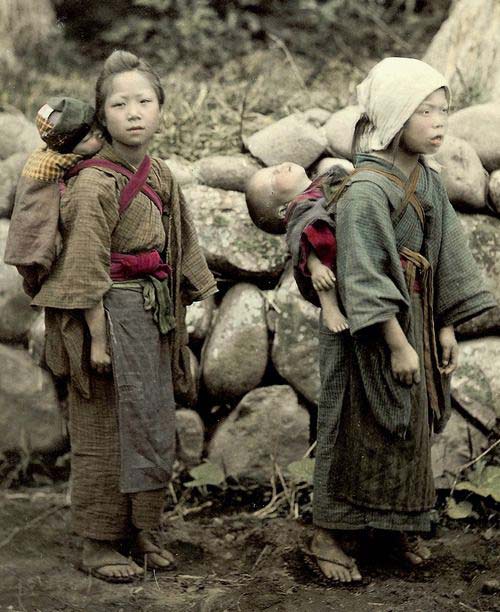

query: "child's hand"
left=438, top=325, right=458, bottom=375
left=90, top=337, right=111, bottom=374
left=307, top=251, right=336, bottom=291
left=390, top=342, right=421, bottom=386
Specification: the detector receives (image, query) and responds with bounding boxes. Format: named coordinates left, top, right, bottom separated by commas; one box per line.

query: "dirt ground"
left=0, top=488, right=498, bottom=612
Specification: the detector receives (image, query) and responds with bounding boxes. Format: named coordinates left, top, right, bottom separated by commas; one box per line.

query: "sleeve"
left=336, top=183, right=410, bottom=335
left=31, top=169, right=118, bottom=309
left=298, top=220, right=337, bottom=276
left=433, top=185, right=496, bottom=327
left=161, top=164, right=217, bottom=306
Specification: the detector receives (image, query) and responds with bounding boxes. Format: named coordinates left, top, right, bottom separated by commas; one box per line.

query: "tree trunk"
left=423, top=0, right=500, bottom=108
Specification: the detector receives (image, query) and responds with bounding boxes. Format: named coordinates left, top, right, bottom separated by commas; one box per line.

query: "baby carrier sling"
left=66, top=156, right=171, bottom=282
left=286, top=163, right=425, bottom=308
left=65, top=155, right=163, bottom=216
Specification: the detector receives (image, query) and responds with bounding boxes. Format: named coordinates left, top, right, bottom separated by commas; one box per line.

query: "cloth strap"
left=326, top=164, right=425, bottom=227
left=66, top=156, right=164, bottom=215
left=399, top=247, right=447, bottom=427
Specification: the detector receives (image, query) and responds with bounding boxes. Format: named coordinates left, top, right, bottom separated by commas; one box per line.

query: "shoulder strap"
left=66, top=157, right=164, bottom=216
left=326, top=164, right=425, bottom=228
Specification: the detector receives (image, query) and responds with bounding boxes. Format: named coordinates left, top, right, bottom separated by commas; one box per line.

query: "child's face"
left=72, top=130, right=104, bottom=156
left=258, top=163, right=310, bottom=205
left=103, top=70, right=161, bottom=150
left=401, top=88, right=449, bottom=156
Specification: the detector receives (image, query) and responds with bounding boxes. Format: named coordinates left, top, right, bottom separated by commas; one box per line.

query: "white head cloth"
left=356, top=57, right=450, bottom=152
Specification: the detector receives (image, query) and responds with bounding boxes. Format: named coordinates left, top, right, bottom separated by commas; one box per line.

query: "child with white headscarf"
left=301, top=57, right=495, bottom=583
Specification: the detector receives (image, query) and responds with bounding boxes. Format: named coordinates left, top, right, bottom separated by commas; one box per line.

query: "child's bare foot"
left=307, top=528, right=362, bottom=583
left=395, top=533, right=432, bottom=566
left=321, top=302, right=349, bottom=333
left=80, top=538, right=144, bottom=583
left=131, top=530, right=176, bottom=571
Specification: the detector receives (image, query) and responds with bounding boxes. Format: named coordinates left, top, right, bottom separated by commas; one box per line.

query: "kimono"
left=291, top=154, right=495, bottom=531
left=32, top=143, right=217, bottom=539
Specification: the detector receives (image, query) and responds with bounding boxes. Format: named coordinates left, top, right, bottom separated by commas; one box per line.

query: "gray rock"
left=0, top=220, right=40, bottom=342
left=163, top=156, right=200, bottom=187
left=244, top=114, right=327, bottom=168
left=271, top=265, right=320, bottom=404
left=0, top=111, right=42, bottom=160
left=422, top=0, right=500, bottom=106
left=457, top=213, right=500, bottom=336
left=448, top=103, right=500, bottom=172
left=202, top=283, right=268, bottom=402
left=183, top=184, right=288, bottom=279
left=28, top=311, right=46, bottom=366
left=194, top=154, right=261, bottom=192
left=302, top=107, right=332, bottom=127
left=324, top=105, right=361, bottom=161
left=0, top=152, right=27, bottom=218
left=488, top=169, right=500, bottom=215
left=208, top=385, right=310, bottom=483
left=431, top=410, right=487, bottom=489
left=186, top=295, right=215, bottom=342
left=0, top=343, right=65, bottom=453
left=435, top=136, right=488, bottom=211
left=314, top=156, right=354, bottom=178
left=176, top=408, right=204, bottom=466
left=451, top=337, right=500, bottom=431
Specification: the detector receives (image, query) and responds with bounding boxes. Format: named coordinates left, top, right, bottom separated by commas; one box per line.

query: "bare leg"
left=318, top=286, right=349, bottom=333
left=310, top=528, right=362, bottom=582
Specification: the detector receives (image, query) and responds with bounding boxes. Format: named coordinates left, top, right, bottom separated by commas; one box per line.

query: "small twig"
left=252, top=544, right=270, bottom=570
left=458, top=602, right=480, bottom=612
left=168, top=482, right=178, bottom=505
left=267, top=32, right=308, bottom=92
left=303, top=441, right=317, bottom=458
left=450, top=438, right=500, bottom=496
left=0, top=505, right=61, bottom=548
left=360, top=6, right=412, bottom=51
left=239, top=80, right=253, bottom=149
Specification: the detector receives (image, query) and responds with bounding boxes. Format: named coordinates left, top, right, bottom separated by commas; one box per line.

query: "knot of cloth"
left=399, top=247, right=430, bottom=294
left=110, top=250, right=171, bottom=282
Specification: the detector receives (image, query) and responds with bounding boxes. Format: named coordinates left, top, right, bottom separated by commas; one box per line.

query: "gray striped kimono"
left=312, top=154, right=495, bottom=531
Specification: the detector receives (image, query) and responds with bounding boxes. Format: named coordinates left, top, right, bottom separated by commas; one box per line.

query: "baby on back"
left=5, top=97, right=103, bottom=296
left=245, top=159, right=353, bottom=332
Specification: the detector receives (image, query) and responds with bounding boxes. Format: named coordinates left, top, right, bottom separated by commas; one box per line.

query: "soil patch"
left=0, top=489, right=498, bottom=612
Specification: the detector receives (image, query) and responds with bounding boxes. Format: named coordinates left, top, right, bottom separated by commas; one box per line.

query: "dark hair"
left=95, top=50, right=165, bottom=138
left=351, top=112, right=405, bottom=164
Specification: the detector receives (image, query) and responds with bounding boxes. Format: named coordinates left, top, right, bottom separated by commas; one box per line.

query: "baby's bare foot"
left=322, top=304, right=349, bottom=333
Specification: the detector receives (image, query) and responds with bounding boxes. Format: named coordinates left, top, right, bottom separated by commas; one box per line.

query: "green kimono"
left=313, top=154, right=495, bottom=531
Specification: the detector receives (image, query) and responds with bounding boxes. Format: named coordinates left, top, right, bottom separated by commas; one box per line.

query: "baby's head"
left=245, top=162, right=310, bottom=234
left=36, top=97, right=103, bottom=155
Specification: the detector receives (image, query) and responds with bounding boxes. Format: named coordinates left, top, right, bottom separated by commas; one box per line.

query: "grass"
left=0, top=34, right=361, bottom=162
